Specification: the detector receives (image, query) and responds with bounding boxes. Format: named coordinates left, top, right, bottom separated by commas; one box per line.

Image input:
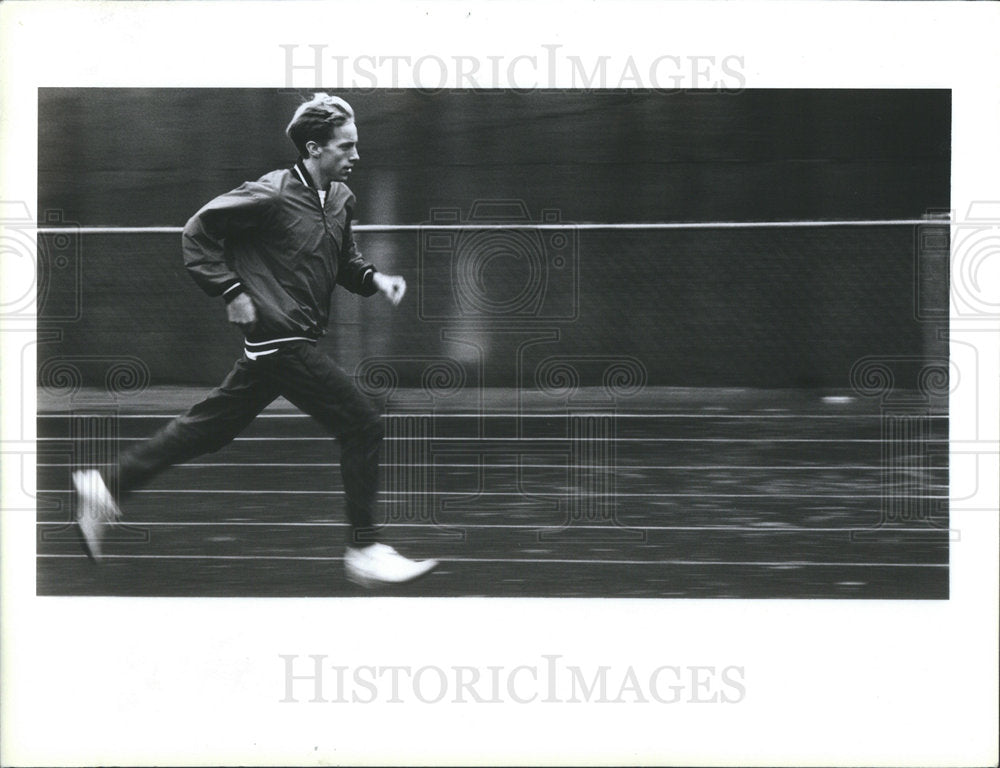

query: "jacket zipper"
left=314, top=187, right=337, bottom=287
left=294, top=164, right=338, bottom=286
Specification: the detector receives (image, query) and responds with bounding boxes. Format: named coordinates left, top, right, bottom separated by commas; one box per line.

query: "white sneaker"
left=72, top=469, right=122, bottom=562
left=344, top=543, right=438, bottom=588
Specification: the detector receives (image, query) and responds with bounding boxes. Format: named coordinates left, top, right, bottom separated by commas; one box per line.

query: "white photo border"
left=2, top=2, right=998, bottom=766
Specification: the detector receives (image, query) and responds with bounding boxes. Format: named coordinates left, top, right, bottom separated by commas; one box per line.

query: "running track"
left=34, top=387, right=949, bottom=598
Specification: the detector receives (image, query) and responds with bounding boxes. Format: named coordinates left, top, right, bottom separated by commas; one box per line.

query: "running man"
left=73, top=93, right=438, bottom=587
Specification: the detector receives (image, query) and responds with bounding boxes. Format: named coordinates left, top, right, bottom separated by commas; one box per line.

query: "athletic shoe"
left=72, top=469, right=122, bottom=562
left=344, top=543, right=438, bottom=588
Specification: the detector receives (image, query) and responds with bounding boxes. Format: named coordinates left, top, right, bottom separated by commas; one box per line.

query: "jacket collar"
left=293, top=158, right=326, bottom=192
left=292, top=158, right=354, bottom=213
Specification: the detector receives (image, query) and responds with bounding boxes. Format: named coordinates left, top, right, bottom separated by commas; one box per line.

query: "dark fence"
left=36, top=222, right=948, bottom=390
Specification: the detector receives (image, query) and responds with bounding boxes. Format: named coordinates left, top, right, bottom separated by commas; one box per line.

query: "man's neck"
left=301, top=158, right=329, bottom=190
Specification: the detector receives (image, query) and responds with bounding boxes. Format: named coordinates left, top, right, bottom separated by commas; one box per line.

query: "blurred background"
left=36, top=88, right=950, bottom=390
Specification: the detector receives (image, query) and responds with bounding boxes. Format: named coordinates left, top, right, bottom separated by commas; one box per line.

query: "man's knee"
left=170, top=415, right=238, bottom=454
left=342, top=409, right=383, bottom=445
left=362, top=410, right=385, bottom=442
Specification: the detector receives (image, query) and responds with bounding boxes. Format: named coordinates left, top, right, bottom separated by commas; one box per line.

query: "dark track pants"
left=109, top=342, right=382, bottom=544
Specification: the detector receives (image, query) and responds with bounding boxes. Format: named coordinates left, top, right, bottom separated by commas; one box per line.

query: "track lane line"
left=35, top=553, right=949, bottom=567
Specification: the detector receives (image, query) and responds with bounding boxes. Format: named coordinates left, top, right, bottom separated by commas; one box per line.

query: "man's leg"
left=265, top=342, right=437, bottom=586
left=76, top=357, right=279, bottom=560
left=108, top=357, right=280, bottom=497
left=261, top=343, right=381, bottom=544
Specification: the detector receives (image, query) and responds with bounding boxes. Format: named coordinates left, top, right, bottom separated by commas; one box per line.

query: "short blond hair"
left=286, top=93, right=355, bottom=157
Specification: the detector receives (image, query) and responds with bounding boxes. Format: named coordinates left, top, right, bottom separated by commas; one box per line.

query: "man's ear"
left=304, top=140, right=321, bottom=157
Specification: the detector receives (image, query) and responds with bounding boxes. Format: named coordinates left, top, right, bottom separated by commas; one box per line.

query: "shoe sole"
left=73, top=473, right=101, bottom=562
left=346, top=559, right=439, bottom=589
left=77, top=524, right=103, bottom=562
left=73, top=471, right=118, bottom=563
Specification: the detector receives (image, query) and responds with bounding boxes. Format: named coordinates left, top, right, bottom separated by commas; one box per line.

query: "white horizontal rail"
left=34, top=218, right=945, bottom=235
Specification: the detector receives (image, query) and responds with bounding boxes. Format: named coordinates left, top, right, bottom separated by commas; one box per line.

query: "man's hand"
left=373, top=273, right=407, bottom=306
left=226, top=292, right=257, bottom=329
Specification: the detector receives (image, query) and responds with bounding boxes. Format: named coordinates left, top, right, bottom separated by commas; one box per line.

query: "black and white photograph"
left=34, top=87, right=952, bottom=600
left=2, top=2, right=998, bottom=766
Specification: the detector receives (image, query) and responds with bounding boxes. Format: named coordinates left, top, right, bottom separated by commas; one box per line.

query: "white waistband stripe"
left=244, top=336, right=314, bottom=347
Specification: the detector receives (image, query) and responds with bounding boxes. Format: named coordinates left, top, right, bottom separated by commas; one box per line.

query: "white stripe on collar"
left=293, top=163, right=311, bottom=188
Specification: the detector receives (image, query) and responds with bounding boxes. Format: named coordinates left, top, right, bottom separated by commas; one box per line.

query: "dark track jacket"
left=182, top=160, right=378, bottom=359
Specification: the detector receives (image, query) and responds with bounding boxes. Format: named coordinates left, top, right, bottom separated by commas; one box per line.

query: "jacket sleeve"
left=336, top=211, right=378, bottom=296
left=181, top=183, right=273, bottom=303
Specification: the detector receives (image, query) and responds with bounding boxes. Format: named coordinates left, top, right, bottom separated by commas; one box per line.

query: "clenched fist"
left=373, top=273, right=407, bottom=306
left=226, top=292, right=257, bottom=329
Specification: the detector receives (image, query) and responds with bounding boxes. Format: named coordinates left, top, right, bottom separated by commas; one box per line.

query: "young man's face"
left=311, top=121, right=359, bottom=185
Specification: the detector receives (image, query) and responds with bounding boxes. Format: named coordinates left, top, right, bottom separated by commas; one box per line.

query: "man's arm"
left=335, top=214, right=379, bottom=296
left=182, top=183, right=271, bottom=305
left=336, top=213, right=407, bottom=305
